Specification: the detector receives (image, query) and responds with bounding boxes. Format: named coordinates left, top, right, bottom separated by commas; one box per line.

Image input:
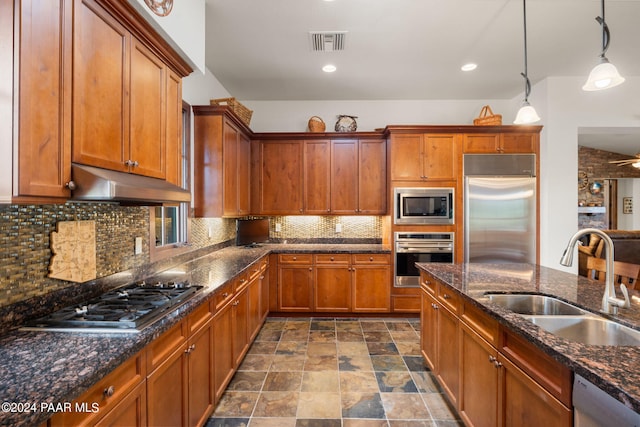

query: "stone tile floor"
left=206, top=317, right=463, bottom=427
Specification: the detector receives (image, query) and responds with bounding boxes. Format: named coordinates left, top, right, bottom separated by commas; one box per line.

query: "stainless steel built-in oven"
left=394, top=232, right=454, bottom=287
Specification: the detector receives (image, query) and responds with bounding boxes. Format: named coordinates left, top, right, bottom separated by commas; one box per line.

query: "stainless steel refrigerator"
left=464, top=154, right=537, bottom=263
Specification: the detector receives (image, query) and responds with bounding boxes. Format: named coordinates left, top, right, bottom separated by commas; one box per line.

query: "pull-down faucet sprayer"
left=560, top=228, right=630, bottom=314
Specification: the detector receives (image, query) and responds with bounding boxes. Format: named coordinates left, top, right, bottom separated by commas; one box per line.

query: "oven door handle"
left=397, top=246, right=452, bottom=253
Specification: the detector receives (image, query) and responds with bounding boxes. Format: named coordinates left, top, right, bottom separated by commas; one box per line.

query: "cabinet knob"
left=293, top=256, right=297, bottom=260
left=330, top=257, right=334, bottom=261
left=442, top=293, right=451, bottom=300
left=369, top=257, right=373, bottom=261
left=222, top=292, right=229, bottom=297
left=308, top=267, right=313, bottom=271
left=103, top=386, right=115, bottom=398
left=65, top=181, right=76, bottom=190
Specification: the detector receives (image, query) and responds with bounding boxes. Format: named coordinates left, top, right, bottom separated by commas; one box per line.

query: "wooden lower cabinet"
left=213, top=297, right=235, bottom=401
left=232, top=284, right=250, bottom=367
left=94, top=381, right=146, bottom=427
left=420, top=271, right=573, bottom=427
left=187, top=321, right=215, bottom=427
left=146, top=338, right=188, bottom=427
left=277, top=253, right=390, bottom=313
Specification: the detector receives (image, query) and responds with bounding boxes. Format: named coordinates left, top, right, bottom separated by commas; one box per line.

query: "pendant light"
left=514, top=0, right=540, bottom=125
left=583, top=0, right=625, bottom=91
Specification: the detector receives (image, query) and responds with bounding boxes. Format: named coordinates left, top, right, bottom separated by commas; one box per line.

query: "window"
left=151, top=101, right=192, bottom=258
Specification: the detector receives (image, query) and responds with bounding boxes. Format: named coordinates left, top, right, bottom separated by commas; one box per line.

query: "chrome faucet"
left=560, top=228, right=630, bottom=314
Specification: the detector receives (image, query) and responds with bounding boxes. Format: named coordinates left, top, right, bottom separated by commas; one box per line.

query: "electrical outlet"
left=275, top=223, right=281, bottom=232
left=336, top=223, right=342, bottom=233
left=208, top=226, right=213, bottom=238
left=134, top=237, right=143, bottom=255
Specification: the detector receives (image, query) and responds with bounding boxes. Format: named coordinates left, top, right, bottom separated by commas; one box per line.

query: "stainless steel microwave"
left=394, top=187, right=454, bottom=225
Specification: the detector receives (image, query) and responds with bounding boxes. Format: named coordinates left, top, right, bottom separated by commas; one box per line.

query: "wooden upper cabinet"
left=129, top=39, right=166, bottom=179
left=165, top=71, right=183, bottom=187
left=73, top=0, right=129, bottom=173
left=193, top=109, right=251, bottom=217
left=259, top=141, right=304, bottom=214
left=390, top=133, right=457, bottom=181
left=358, top=138, right=387, bottom=214
left=331, top=140, right=359, bottom=214
left=463, top=132, right=537, bottom=154
left=14, top=0, right=72, bottom=199
left=304, top=140, right=331, bottom=214
left=72, top=0, right=190, bottom=180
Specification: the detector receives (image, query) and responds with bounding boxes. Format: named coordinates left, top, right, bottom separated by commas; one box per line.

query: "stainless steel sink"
left=526, top=315, right=640, bottom=346
left=485, top=293, right=587, bottom=316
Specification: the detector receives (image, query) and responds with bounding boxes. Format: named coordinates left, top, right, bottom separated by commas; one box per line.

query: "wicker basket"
left=210, top=97, right=253, bottom=126
left=307, top=116, right=326, bottom=132
left=473, top=105, right=502, bottom=126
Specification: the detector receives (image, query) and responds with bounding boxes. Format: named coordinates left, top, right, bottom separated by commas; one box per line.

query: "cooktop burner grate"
left=22, top=280, right=202, bottom=333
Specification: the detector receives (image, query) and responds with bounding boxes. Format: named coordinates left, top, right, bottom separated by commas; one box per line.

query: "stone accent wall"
left=268, top=216, right=382, bottom=241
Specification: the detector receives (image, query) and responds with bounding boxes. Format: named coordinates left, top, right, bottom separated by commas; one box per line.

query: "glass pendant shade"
left=582, top=58, right=625, bottom=91
left=513, top=102, right=541, bottom=124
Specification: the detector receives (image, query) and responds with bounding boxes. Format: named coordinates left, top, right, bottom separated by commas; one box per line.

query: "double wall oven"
left=394, top=232, right=454, bottom=287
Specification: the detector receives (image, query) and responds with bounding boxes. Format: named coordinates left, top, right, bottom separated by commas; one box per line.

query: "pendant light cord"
left=596, top=0, right=611, bottom=58
left=521, top=0, right=531, bottom=101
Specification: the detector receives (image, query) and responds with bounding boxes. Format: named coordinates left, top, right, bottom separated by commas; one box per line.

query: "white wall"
left=183, top=68, right=231, bottom=106
left=242, top=99, right=515, bottom=133
left=129, top=0, right=206, bottom=74
left=617, top=179, right=640, bottom=230
left=539, top=76, right=640, bottom=271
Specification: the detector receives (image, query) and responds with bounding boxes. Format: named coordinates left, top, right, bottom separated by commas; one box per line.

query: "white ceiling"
left=204, top=0, right=640, bottom=101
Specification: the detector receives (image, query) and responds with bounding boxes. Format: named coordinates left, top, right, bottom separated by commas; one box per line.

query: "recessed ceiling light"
left=461, top=63, right=477, bottom=72
left=322, top=64, right=337, bottom=73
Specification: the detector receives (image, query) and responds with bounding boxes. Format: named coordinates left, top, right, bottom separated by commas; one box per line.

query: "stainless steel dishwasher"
left=573, top=374, right=640, bottom=426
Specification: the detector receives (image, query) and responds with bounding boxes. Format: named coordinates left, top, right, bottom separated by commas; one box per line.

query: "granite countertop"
left=0, top=243, right=389, bottom=427
left=416, top=262, right=640, bottom=414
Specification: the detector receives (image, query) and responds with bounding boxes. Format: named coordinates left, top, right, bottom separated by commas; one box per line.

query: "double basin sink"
left=485, top=293, right=640, bottom=346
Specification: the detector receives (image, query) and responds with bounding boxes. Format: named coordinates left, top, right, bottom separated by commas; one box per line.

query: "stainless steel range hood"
left=70, top=164, right=190, bottom=204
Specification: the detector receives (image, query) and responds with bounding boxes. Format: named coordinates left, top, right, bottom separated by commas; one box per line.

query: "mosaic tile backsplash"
left=0, top=203, right=382, bottom=310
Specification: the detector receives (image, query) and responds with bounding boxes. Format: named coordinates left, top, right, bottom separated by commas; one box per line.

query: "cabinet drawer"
left=278, top=254, right=313, bottom=264
left=437, top=283, right=460, bottom=313
left=49, top=352, right=145, bottom=427
left=315, top=254, right=350, bottom=264
left=215, top=281, right=234, bottom=310
left=500, top=328, right=572, bottom=407
left=187, top=300, right=213, bottom=335
left=460, top=300, right=499, bottom=347
left=420, top=272, right=437, bottom=295
left=235, top=272, right=250, bottom=292
left=352, top=253, right=389, bottom=265
left=146, top=321, right=188, bottom=373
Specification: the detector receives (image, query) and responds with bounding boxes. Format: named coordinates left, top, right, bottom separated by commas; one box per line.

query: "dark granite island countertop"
left=0, top=243, right=389, bottom=427
left=416, top=262, right=640, bottom=414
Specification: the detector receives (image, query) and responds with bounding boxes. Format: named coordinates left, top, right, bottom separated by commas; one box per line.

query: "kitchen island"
left=0, top=243, right=388, bottom=427
left=416, top=262, right=640, bottom=422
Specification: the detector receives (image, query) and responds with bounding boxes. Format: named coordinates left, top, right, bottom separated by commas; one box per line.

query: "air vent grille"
left=309, top=31, right=347, bottom=52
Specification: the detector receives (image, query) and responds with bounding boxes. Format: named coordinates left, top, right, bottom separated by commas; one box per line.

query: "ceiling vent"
left=309, top=31, right=347, bottom=52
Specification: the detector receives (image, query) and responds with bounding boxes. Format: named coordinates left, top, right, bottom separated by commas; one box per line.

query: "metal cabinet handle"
left=222, top=292, right=229, bottom=297
left=65, top=181, right=76, bottom=190
left=103, top=386, right=115, bottom=398
left=442, top=293, right=451, bottom=300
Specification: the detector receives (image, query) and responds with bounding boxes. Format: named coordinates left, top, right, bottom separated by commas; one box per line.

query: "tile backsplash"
left=0, top=203, right=382, bottom=310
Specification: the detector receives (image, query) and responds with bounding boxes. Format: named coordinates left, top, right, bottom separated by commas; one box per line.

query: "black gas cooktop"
left=22, top=280, right=202, bottom=333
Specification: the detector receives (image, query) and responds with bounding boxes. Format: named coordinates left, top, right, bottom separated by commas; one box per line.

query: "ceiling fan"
left=609, top=154, right=640, bottom=168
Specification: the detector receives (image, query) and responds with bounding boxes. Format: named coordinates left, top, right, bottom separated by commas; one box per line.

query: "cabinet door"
left=278, top=265, right=314, bottom=311
left=420, top=288, right=437, bottom=371
left=213, top=302, right=234, bottom=401
left=146, top=345, right=188, bottom=427
left=331, top=140, right=358, bottom=214
left=260, top=261, right=270, bottom=322
left=94, top=382, right=147, bottom=427
left=237, top=132, right=251, bottom=215
left=423, top=134, right=457, bottom=180
left=501, top=133, right=537, bottom=154
left=232, top=287, right=249, bottom=367
left=358, top=139, right=387, bottom=213
left=193, top=114, right=223, bottom=217
left=73, top=0, right=129, bottom=172
left=499, top=355, right=572, bottom=427
left=16, top=0, right=72, bottom=198
left=129, top=39, right=165, bottom=178
left=315, top=264, right=351, bottom=312
left=165, top=70, right=183, bottom=187
left=260, top=141, right=303, bottom=214
left=459, top=322, right=499, bottom=427
left=222, top=121, right=239, bottom=216
left=390, top=134, right=423, bottom=180
left=247, top=273, right=262, bottom=341
left=187, top=321, right=215, bottom=427
left=437, top=304, right=459, bottom=406
left=462, top=134, right=500, bottom=153
left=304, top=140, right=331, bottom=214
left=352, top=264, right=390, bottom=312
